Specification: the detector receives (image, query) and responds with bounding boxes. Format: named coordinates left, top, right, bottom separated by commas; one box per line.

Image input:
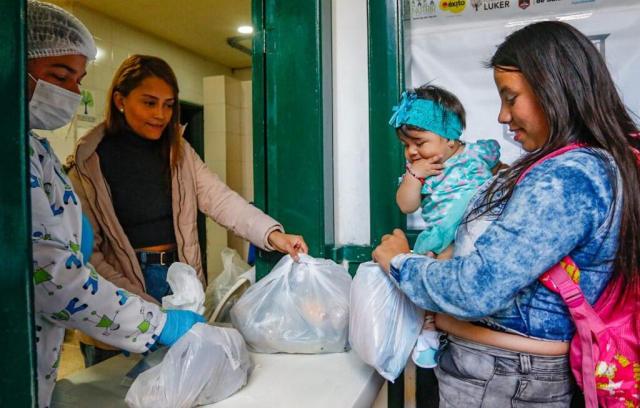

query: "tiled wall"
left=202, top=76, right=254, bottom=278
left=228, top=80, right=254, bottom=261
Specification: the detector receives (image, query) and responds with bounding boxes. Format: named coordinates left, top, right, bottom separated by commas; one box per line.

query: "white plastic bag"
left=348, top=262, right=424, bottom=381
left=125, top=323, right=251, bottom=408
left=162, top=262, right=205, bottom=314
left=230, top=254, right=351, bottom=354
left=204, top=248, right=251, bottom=318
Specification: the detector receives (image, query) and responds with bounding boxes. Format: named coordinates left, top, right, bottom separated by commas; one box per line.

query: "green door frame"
left=368, top=0, right=406, bottom=245
left=252, top=0, right=333, bottom=279
left=0, top=0, right=38, bottom=406
left=367, top=2, right=406, bottom=406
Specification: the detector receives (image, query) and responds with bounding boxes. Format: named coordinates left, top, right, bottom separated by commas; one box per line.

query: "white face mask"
left=28, top=73, right=81, bottom=130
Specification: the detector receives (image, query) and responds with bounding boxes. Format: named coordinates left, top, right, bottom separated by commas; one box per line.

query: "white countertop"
left=52, top=350, right=383, bottom=408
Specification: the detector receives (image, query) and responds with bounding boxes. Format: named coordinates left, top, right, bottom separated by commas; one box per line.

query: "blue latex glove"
left=157, top=310, right=206, bottom=346
left=80, top=213, right=94, bottom=265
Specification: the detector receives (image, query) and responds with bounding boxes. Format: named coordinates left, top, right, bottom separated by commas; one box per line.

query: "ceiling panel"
left=51, top=0, right=252, bottom=68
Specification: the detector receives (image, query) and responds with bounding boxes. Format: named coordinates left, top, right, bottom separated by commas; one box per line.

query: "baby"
left=390, top=84, right=501, bottom=368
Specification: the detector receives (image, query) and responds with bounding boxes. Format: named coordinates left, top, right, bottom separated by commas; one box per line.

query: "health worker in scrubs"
left=26, top=2, right=204, bottom=406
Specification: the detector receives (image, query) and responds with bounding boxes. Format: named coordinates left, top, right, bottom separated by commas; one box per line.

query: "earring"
left=119, top=107, right=124, bottom=113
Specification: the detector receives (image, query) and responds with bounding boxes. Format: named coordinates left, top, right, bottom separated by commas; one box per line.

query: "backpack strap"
left=544, top=261, right=603, bottom=408
left=544, top=262, right=608, bottom=334
left=516, top=143, right=584, bottom=184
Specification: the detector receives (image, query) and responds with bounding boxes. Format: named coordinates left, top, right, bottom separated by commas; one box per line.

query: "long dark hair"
left=474, top=21, right=640, bottom=284
left=105, top=55, right=183, bottom=169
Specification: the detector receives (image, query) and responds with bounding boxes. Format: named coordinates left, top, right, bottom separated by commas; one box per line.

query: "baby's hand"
left=423, top=312, right=436, bottom=330
left=409, top=155, right=444, bottom=178
left=419, top=245, right=453, bottom=260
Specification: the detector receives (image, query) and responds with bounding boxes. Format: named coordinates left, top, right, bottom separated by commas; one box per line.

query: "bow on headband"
left=388, top=91, right=463, bottom=141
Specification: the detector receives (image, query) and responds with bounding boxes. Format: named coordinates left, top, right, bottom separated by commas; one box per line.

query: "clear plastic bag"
left=230, top=254, right=351, bottom=354
left=125, top=323, right=251, bottom=408
left=162, top=262, right=205, bottom=314
left=203, top=248, right=251, bottom=319
left=348, top=262, right=424, bottom=381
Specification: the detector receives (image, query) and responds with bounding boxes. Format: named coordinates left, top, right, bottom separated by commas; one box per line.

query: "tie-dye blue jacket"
left=390, top=148, right=621, bottom=341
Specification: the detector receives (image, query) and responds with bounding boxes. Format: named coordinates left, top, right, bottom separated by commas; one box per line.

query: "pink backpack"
left=518, top=144, right=640, bottom=408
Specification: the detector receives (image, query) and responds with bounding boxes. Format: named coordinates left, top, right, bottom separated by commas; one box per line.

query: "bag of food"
left=230, top=254, right=351, bottom=353
left=125, top=323, right=251, bottom=408
left=349, top=262, right=424, bottom=381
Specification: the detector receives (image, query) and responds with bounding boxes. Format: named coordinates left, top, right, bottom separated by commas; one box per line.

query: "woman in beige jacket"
left=67, top=55, right=307, bottom=366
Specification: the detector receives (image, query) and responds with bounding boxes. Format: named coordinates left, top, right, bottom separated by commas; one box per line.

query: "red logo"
left=519, top=0, right=530, bottom=9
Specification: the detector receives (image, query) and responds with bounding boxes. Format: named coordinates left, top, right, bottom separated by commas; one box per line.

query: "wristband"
left=405, top=163, right=426, bottom=185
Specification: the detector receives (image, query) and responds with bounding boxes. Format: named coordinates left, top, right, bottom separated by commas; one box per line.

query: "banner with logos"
left=405, top=0, right=640, bottom=163
left=403, top=0, right=626, bottom=25
left=403, top=0, right=640, bottom=227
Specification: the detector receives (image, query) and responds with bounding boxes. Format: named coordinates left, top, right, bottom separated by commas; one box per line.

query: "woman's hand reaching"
left=268, top=231, right=309, bottom=261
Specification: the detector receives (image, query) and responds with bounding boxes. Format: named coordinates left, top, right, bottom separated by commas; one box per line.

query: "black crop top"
left=97, top=128, right=176, bottom=249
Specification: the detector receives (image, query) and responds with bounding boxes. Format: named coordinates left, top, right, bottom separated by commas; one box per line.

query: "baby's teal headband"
left=388, top=91, right=463, bottom=140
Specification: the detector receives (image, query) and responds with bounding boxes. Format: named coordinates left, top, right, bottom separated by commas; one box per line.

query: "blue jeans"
left=79, top=343, right=121, bottom=368
left=140, top=262, right=172, bottom=303
left=435, top=336, right=574, bottom=407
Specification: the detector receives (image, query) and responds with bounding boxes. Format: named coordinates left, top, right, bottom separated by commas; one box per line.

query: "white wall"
left=332, top=0, right=371, bottom=246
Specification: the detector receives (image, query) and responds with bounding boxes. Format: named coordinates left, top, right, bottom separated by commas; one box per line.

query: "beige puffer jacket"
left=67, top=123, right=281, bottom=347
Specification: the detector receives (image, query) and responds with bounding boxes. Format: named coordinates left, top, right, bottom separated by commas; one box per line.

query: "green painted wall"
left=0, top=0, right=38, bottom=406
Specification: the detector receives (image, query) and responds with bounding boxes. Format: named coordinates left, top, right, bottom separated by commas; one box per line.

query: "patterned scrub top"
left=29, top=132, right=166, bottom=407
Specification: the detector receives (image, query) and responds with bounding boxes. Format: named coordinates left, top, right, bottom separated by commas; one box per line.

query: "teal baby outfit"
left=412, top=140, right=500, bottom=254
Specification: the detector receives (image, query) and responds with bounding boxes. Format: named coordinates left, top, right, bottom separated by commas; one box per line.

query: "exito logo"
left=439, top=0, right=467, bottom=13
left=440, top=0, right=467, bottom=13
